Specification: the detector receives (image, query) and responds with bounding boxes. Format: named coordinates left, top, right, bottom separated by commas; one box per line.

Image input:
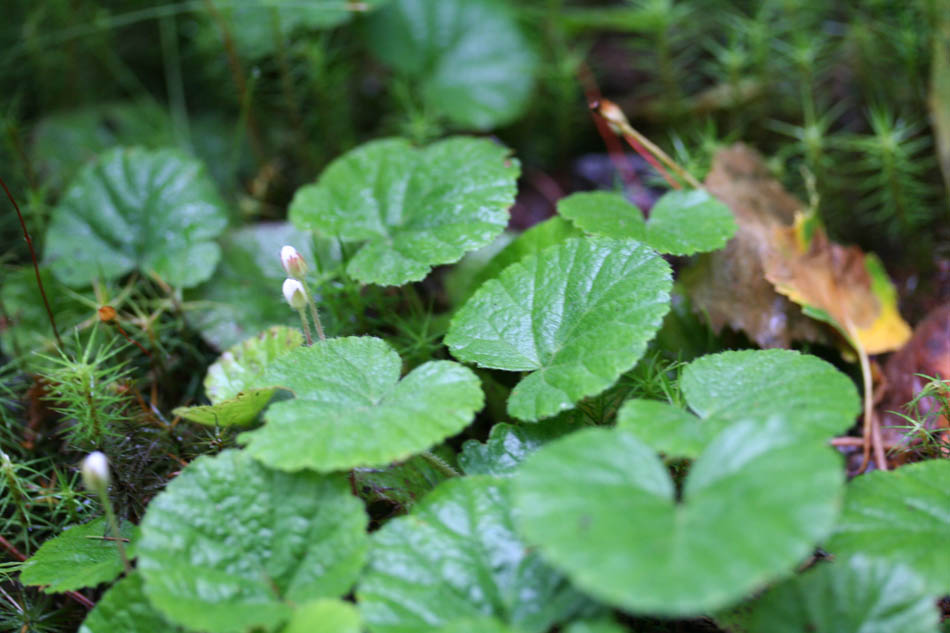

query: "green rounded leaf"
left=137, top=449, right=368, bottom=633
left=20, top=517, right=137, bottom=593
left=616, top=399, right=707, bottom=458
left=642, top=190, right=736, bottom=255
left=44, top=147, right=229, bottom=288
left=290, top=137, right=518, bottom=286
left=618, top=349, right=860, bottom=458
left=367, top=0, right=537, bottom=129
left=681, top=349, right=860, bottom=433
left=514, top=422, right=844, bottom=616
left=740, top=556, right=940, bottom=633
left=358, top=476, right=589, bottom=633
left=239, top=336, right=483, bottom=472
left=445, top=237, right=672, bottom=421
left=186, top=222, right=339, bottom=349
left=458, top=419, right=580, bottom=476
left=558, top=190, right=736, bottom=256
left=557, top=192, right=646, bottom=240
left=282, top=599, right=362, bottom=633
left=826, top=459, right=950, bottom=595
left=79, top=573, right=183, bottom=633
left=173, top=326, right=305, bottom=427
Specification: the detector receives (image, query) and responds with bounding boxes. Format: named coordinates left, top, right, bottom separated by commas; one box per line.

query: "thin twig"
left=1, top=175, right=62, bottom=348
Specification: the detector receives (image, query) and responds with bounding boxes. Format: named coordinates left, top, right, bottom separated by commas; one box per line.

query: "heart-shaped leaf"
left=357, top=476, right=590, bottom=633
left=281, top=599, right=362, bottom=633
left=290, top=137, right=518, bottom=286
left=186, top=222, right=339, bottom=350
left=825, top=459, right=950, bottom=595
left=735, top=556, right=940, bottom=633
left=514, top=421, right=844, bottom=616
left=20, top=517, right=137, bottom=593
left=445, top=237, right=672, bottom=421
left=173, top=326, right=303, bottom=427
left=44, top=147, right=229, bottom=288
left=137, top=449, right=368, bottom=633
left=458, top=419, right=580, bottom=476
left=366, top=0, right=537, bottom=130
left=617, top=349, right=861, bottom=458
left=239, top=336, right=483, bottom=472
left=79, top=573, right=183, bottom=633
left=558, top=190, right=736, bottom=255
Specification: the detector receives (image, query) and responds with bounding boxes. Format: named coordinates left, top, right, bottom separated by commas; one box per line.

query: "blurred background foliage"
left=0, top=2, right=948, bottom=630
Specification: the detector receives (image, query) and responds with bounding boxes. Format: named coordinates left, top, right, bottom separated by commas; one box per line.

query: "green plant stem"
left=419, top=451, right=461, bottom=478
left=853, top=336, right=884, bottom=474
left=95, top=483, right=131, bottom=575
left=296, top=307, right=313, bottom=346
left=299, top=279, right=326, bottom=341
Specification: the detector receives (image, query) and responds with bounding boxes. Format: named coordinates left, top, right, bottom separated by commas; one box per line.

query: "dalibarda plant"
left=18, top=135, right=950, bottom=633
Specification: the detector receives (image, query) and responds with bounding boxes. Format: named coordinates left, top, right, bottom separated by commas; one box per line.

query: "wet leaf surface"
left=290, top=137, right=518, bottom=286
left=826, top=459, right=950, bottom=595
left=446, top=237, right=671, bottom=421
left=514, top=421, right=844, bottom=616
left=44, top=148, right=228, bottom=289
left=366, top=0, right=537, bottom=129
left=617, top=349, right=860, bottom=458
left=137, top=450, right=368, bottom=633
left=358, top=476, right=590, bottom=633
left=240, top=336, right=483, bottom=472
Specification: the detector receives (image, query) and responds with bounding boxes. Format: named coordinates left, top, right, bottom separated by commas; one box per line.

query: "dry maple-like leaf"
left=681, top=144, right=830, bottom=348
left=763, top=212, right=912, bottom=355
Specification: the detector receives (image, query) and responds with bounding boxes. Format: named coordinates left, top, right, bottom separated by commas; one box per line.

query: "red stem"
left=577, top=63, right=640, bottom=190
left=1, top=175, right=62, bottom=348
left=618, top=132, right=681, bottom=190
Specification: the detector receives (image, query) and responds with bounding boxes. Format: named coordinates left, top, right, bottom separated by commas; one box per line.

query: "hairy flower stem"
left=94, top=482, right=131, bottom=575
left=420, top=450, right=461, bottom=478
left=296, top=307, right=313, bottom=346
left=300, top=280, right=326, bottom=341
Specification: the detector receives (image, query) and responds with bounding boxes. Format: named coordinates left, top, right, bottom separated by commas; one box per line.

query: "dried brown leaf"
left=681, top=144, right=830, bottom=348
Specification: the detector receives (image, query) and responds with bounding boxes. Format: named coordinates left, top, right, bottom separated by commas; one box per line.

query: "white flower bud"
left=280, top=245, right=308, bottom=278
left=282, top=278, right=307, bottom=309
left=82, top=451, right=110, bottom=490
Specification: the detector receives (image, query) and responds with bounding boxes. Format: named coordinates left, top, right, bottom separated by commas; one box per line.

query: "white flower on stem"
left=82, top=451, right=110, bottom=490
left=282, top=278, right=307, bottom=309
left=280, top=245, right=308, bottom=278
